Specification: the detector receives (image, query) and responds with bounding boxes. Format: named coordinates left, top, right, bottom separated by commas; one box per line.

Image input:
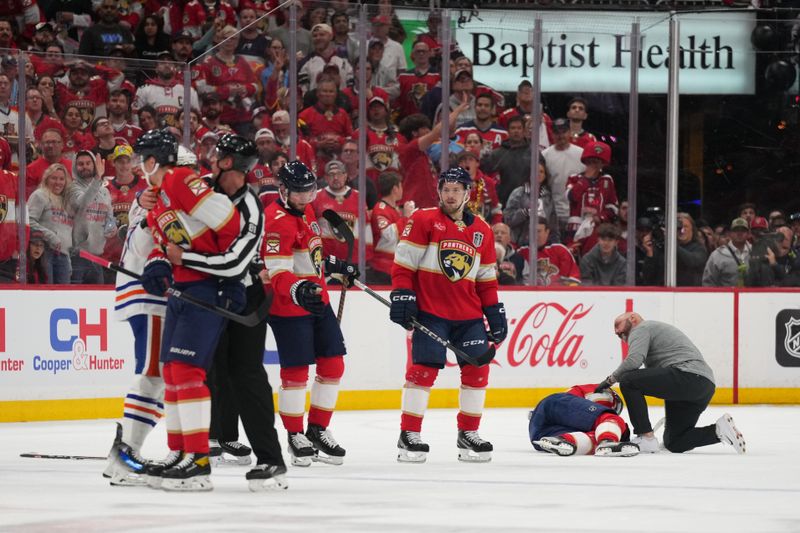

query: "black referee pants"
left=619, top=367, right=720, bottom=453
left=209, top=285, right=285, bottom=467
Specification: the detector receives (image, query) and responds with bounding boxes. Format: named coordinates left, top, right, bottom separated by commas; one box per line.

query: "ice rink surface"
left=2, top=406, right=799, bottom=533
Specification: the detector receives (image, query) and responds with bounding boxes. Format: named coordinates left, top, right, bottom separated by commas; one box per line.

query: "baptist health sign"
left=435, top=10, right=754, bottom=94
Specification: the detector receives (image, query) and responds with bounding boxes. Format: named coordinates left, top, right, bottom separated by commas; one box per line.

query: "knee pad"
left=316, top=355, right=344, bottom=381
left=280, top=365, right=310, bottom=388
left=405, top=363, right=439, bottom=388
left=460, top=364, right=490, bottom=388
left=167, top=361, right=206, bottom=388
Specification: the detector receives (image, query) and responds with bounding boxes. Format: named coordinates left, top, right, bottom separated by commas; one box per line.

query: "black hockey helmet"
left=438, top=166, right=472, bottom=190
left=216, top=133, right=258, bottom=173
left=278, top=160, right=317, bottom=192
left=134, top=129, right=178, bottom=166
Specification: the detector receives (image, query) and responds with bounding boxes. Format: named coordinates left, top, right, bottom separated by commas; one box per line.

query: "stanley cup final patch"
left=438, top=240, right=476, bottom=282
left=473, top=232, right=484, bottom=247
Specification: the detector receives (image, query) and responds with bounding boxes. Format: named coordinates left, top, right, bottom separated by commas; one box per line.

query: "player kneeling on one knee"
left=390, top=167, right=508, bottom=463
left=529, top=384, right=639, bottom=457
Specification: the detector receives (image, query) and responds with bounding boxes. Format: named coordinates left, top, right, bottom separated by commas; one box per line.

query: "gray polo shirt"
left=611, top=320, right=715, bottom=384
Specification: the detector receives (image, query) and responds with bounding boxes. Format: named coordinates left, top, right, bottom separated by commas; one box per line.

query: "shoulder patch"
left=401, top=219, right=413, bottom=238
left=186, top=177, right=209, bottom=196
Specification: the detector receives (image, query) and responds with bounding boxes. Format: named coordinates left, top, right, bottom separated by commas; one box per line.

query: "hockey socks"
left=165, top=361, right=211, bottom=454
left=122, top=375, right=165, bottom=450
left=279, top=366, right=309, bottom=433
left=308, top=356, right=344, bottom=428
left=457, top=364, right=489, bottom=431
left=162, top=364, right=183, bottom=452
left=400, top=364, right=438, bottom=432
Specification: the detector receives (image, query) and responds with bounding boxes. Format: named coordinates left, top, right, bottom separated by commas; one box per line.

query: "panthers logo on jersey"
left=438, top=239, right=476, bottom=282
left=536, top=258, right=561, bottom=286
left=157, top=211, right=191, bottom=246
left=0, top=194, right=7, bottom=223
left=309, top=235, right=323, bottom=276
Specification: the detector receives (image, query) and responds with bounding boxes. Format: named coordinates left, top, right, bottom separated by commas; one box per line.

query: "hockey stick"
left=79, top=250, right=270, bottom=327
left=20, top=452, right=106, bottom=460
left=351, top=278, right=495, bottom=367
left=321, top=209, right=354, bottom=324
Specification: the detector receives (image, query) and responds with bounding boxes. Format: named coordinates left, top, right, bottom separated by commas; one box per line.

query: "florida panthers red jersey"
left=353, top=127, right=404, bottom=184
left=55, top=66, right=122, bottom=123
left=247, top=163, right=276, bottom=194
left=181, top=0, right=236, bottom=38
left=370, top=200, right=405, bottom=276
left=566, top=173, right=619, bottom=223
left=455, top=122, right=508, bottom=159
left=0, top=170, right=22, bottom=262
left=298, top=104, right=353, bottom=144
left=396, top=69, right=440, bottom=118
left=311, top=187, right=372, bottom=264
left=518, top=244, right=580, bottom=286
left=393, top=208, right=498, bottom=321
left=103, top=175, right=148, bottom=263
left=261, top=200, right=331, bottom=318
left=146, top=167, right=240, bottom=283
left=195, top=55, right=258, bottom=125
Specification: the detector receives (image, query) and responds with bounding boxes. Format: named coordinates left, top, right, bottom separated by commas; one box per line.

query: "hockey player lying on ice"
left=529, top=384, right=640, bottom=457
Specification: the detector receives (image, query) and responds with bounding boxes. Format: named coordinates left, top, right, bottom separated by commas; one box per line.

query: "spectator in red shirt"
left=566, top=97, right=597, bottom=149
left=271, top=109, right=315, bottom=171
left=455, top=93, right=508, bottom=160
left=354, top=95, right=403, bottom=184
left=61, top=104, right=93, bottom=158
left=397, top=40, right=441, bottom=119
left=498, top=80, right=553, bottom=149
left=107, top=89, right=142, bottom=146
left=27, top=119, right=73, bottom=198
left=299, top=74, right=353, bottom=151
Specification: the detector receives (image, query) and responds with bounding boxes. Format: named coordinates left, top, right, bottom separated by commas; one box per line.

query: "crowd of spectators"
left=0, top=0, right=798, bottom=288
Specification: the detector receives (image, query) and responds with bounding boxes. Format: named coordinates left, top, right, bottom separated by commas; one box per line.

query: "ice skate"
left=209, top=439, right=253, bottom=466
left=287, top=432, right=315, bottom=467
left=306, top=424, right=346, bottom=465
left=533, top=436, right=577, bottom=457
left=716, top=413, right=746, bottom=454
left=631, top=435, right=660, bottom=453
left=108, top=443, right=149, bottom=486
left=595, top=440, right=640, bottom=457
left=397, top=430, right=429, bottom=463
left=144, top=450, right=182, bottom=489
left=161, top=453, right=213, bottom=492
left=102, top=422, right=123, bottom=479
left=457, top=430, right=493, bottom=462
left=246, top=464, right=289, bottom=492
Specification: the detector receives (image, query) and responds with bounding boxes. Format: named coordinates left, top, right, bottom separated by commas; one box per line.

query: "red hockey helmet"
left=581, top=141, right=611, bottom=166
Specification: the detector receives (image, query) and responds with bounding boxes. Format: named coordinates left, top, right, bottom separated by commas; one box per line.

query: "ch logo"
left=776, top=310, right=800, bottom=367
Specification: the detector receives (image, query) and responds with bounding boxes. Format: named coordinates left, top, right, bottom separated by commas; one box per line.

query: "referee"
left=595, top=312, right=745, bottom=454
left=166, top=134, right=287, bottom=490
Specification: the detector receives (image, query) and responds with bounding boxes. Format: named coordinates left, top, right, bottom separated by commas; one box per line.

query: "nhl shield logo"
left=438, top=240, right=475, bottom=282
left=0, top=194, right=7, bottom=223
left=157, top=211, right=191, bottom=246
left=784, top=317, right=800, bottom=359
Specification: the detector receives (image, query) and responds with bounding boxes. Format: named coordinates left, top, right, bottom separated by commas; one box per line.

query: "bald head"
left=613, top=312, right=643, bottom=342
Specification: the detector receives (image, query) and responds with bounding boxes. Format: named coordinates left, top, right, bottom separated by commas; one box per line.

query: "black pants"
left=209, top=285, right=285, bottom=466
left=619, top=367, right=719, bottom=453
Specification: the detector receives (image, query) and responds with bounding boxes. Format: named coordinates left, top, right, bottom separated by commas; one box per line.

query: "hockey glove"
left=290, top=280, right=326, bottom=316
left=483, top=303, right=508, bottom=343
left=389, top=289, right=417, bottom=330
left=140, top=258, right=173, bottom=296
left=594, top=377, right=615, bottom=393
left=218, top=278, right=247, bottom=313
left=324, top=255, right=360, bottom=286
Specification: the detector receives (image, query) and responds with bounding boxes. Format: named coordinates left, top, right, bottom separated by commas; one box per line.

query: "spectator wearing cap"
left=0, top=150, right=23, bottom=282
left=430, top=68, right=476, bottom=130
left=566, top=97, right=597, bottom=149
left=353, top=94, right=403, bottom=185
left=504, top=155, right=556, bottom=247
left=28, top=163, right=74, bottom=283
left=134, top=14, right=171, bottom=61
left=362, top=39, right=400, bottom=102
left=453, top=55, right=505, bottom=110
left=482, top=115, right=531, bottom=206
left=102, top=144, right=146, bottom=271
left=370, top=14, right=406, bottom=80
left=396, top=40, right=441, bottom=118
left=133, top=52, right=199, bottom=129
left=703, top=217, right=751, bottom=287
left=543, top=117, right=585, bottom=233
left=579, top=223, right=626, bottom=286
left=28, top=119, right=73, bottom=198
left=247, top=128, right=279, bottom=197
left=171, top=30, right=195, bottom=63
left=29, top=22, right=56, bottom=54
left=236, top=5, right=271, bottom=70
left=455, top=93, right=508, bottom=159
left=397, top=102, right=468, bottom=209
left=298, top=75, right=353, bottom=166
left=341, top=60, right=390, bottom=123
left=195, top=25, right=259, bottom=134
left=26, top=231, right=49, bottom=284
left=268, top=1, right=312, bottom=58
left=498, top=80, right=553, bottom=149
left=78, top=0, right=136, bottom=57
left=182, top=0, right=236, bottom=40
left=66, top=150, right=115, bottom=284
left=298, top=22, right=353, bottom=95
left=565, top=141, right=618, bottom=251
left=750, top=216, right=769, bottom=241
left=455, top=150, right=501, bottom=225
left=55, top=60, right=123, bottom=125
left=104, top=89, right=141, bottom=146
left=270, top=109, right=315, bottom=170
left=312, top=159, right=373, bottom=269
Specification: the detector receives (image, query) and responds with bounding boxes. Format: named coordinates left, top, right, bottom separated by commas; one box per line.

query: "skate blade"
left=397, top=450, right=427, bottom=463
left=311, top=452, right=344, bottom=465
left=161, top=476, right=214, bottom=492
left=109, top=473, right=148, bottom=487
left=210, top=453, right=252, bottom=467
left=457, top=449, right=492, bottom=463
left=533, top=440, right=575, bottom=457
left=290, top=455, right=313, bottom=467
left=145, top=475, right=164, bottom=489
left=595, top=444, right=640, bottom=458
left=248, top=474, right=289, bottom=492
